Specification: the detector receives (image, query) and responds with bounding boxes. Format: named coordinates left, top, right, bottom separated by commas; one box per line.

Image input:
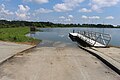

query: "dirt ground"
left=0, top=46, right=120, bottom=80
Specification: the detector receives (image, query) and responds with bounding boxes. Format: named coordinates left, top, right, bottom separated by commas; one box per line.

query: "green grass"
left=0, top=27, right=40, bottom=45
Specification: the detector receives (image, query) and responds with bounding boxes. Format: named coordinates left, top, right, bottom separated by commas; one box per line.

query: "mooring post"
left=73, top=29, right=75, bottom=33
left=30, top=26, right=36, bottom=32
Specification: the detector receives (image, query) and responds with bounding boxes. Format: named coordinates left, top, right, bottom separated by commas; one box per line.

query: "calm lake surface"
left=28, top=28, right=120, bottom=47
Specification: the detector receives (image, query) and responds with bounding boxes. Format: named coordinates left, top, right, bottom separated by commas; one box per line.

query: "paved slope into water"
left=0, top=45, right=119, bottom=80
left=0, top=41, right=33, bottom=64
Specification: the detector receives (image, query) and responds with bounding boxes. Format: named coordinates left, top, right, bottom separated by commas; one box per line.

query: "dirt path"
left=0, top=46, right=120, bottom=80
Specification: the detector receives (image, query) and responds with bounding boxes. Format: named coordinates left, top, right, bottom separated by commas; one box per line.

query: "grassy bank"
left=0, top=27, right=40, bottom=45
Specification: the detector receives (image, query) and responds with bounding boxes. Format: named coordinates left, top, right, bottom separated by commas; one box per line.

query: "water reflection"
left=28, top=28, right=120, bottom=47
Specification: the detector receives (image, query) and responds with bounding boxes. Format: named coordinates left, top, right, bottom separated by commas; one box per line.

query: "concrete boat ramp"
left=0, top=41, right=33, bottom=64
left=0, top=41, right=120, bottom=80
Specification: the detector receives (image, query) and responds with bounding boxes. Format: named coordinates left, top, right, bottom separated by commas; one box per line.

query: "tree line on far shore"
left=0, top=20, right=120, bottom=28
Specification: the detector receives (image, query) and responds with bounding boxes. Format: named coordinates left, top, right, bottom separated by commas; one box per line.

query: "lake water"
left=28, top=28, right=120, bottom=47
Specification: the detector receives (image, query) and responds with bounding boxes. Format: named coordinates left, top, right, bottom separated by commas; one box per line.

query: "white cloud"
left=35, top=8, right=53, bottom=14
left=16, top=13, right=29, bottom=19
left=15, top=5, right=30, bottom=20
left=90, top=0, right=120, bottom=11
left=81, top=15, right=88, bottom=19
left=106, top=16, right=114, bottom=19
left=0, top=4, right=13, bottom=15
left=0, top=4, right=14, bottom=20
left=89, top=16, right=100, bottom=19
left=53, top=0, right=84, bottom=12
left=53, top=3, right=72, bottom=12
left=68, top=15, right=73, bottom=18
left=64, top=18, right=71, bottom=21
left=23, top=0, right=49, bottom=4
left=79, top=8, right=92, bottom=12
left=81, top=15, right=100, bottom=19
left=59, top=15, right=73, bottom=22
left=58, top=14, right=74, bottom=23
left=18, top=5, right=30, bottom=12
left=59, top=16, right=65, bottom=19
left=0, top=4, right=31, bottom=20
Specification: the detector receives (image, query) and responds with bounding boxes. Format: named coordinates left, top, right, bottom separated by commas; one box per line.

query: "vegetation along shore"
left=0, top=27, right=40, bottom=45
left=0, top=20, right=120, bottom=28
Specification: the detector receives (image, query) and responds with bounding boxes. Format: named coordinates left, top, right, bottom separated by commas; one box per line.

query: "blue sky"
left=0, top=0, right=120, bottom=25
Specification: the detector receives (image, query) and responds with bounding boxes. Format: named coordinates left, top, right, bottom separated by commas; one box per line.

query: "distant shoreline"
left=0, top=20, right=120, bottom=28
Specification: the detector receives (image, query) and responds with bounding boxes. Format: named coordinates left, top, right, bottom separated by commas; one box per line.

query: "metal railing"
left=77, top=31, right=111, bottom=47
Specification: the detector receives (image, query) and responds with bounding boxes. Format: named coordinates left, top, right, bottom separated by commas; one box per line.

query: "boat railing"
left=77, top=30, right=111, bottom=47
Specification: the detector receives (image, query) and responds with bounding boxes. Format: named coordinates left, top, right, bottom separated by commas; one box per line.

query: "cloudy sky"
left=0, top=0, right=120, bottom=25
